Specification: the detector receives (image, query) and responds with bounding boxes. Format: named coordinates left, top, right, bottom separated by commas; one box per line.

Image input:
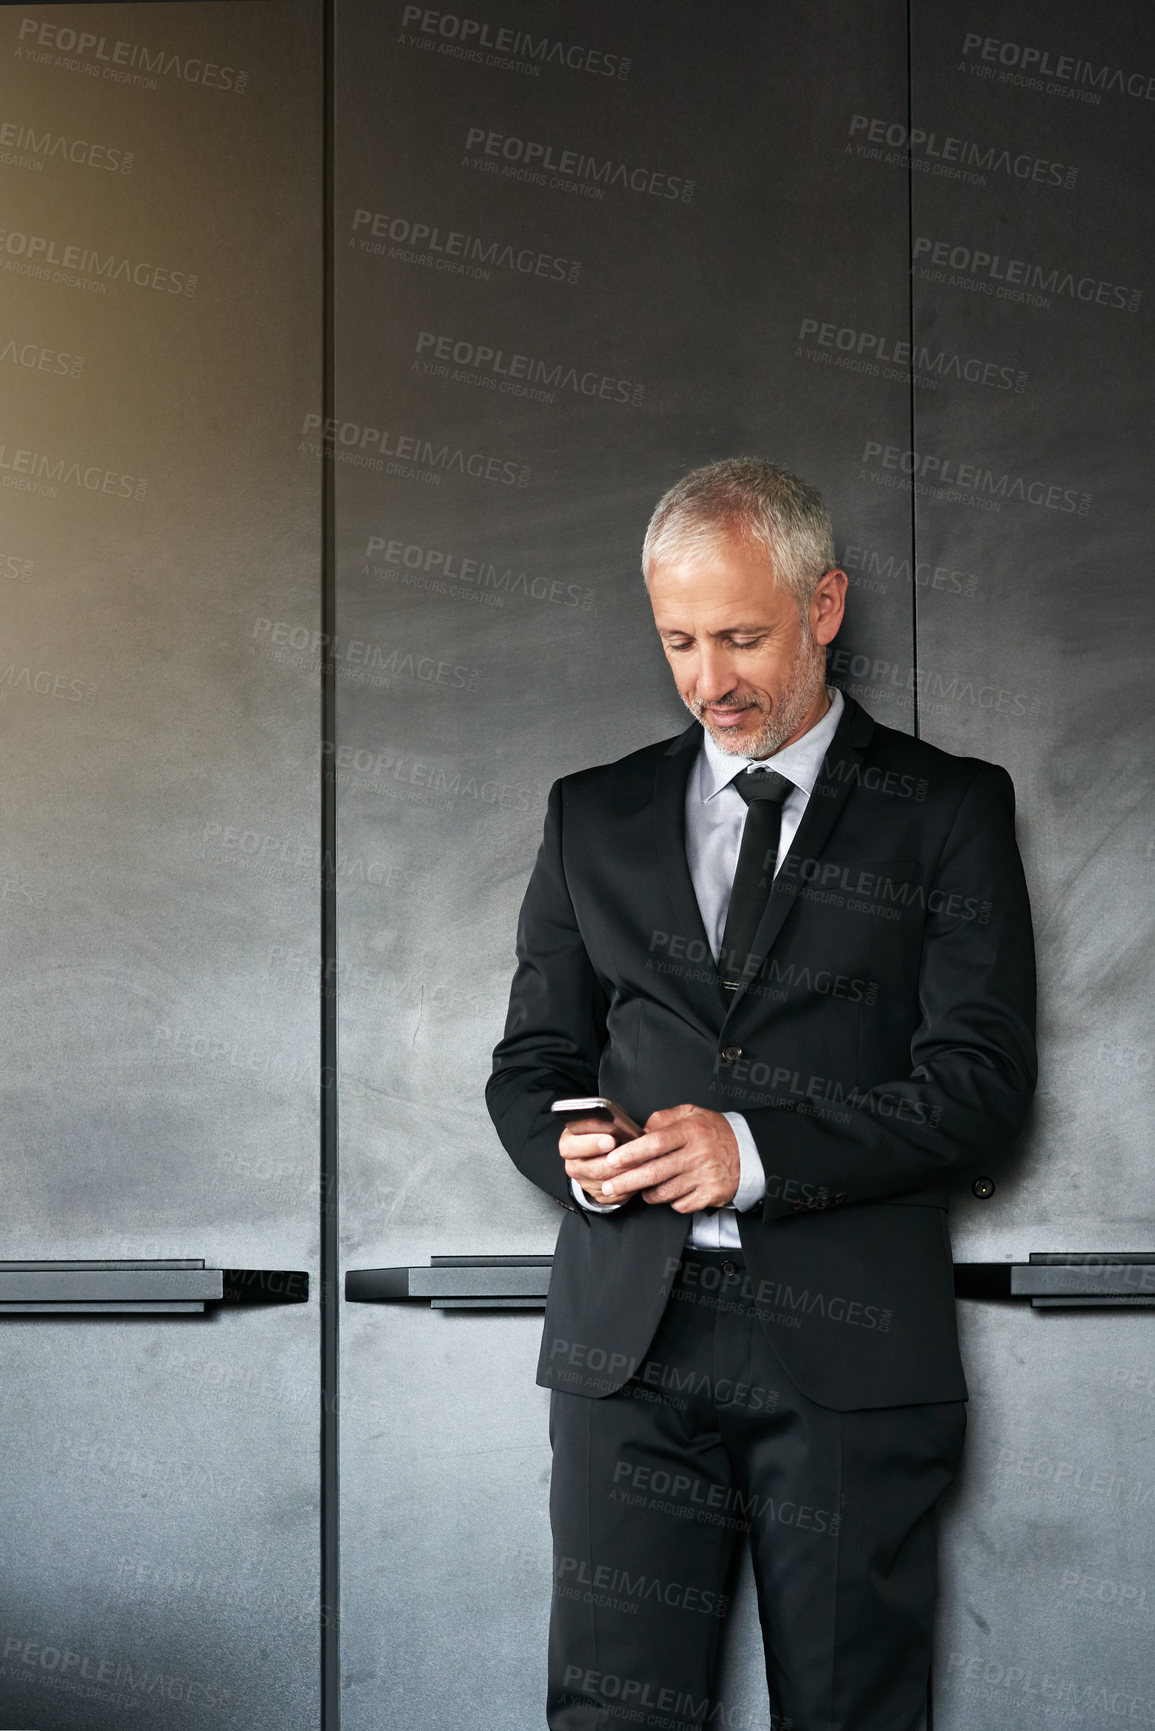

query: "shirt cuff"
left=571, top=1175, right=623, bottom=1214
left=724, top=1112, right=767, bottom=1212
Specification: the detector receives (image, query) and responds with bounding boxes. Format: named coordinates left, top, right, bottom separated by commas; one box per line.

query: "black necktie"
left=718, top=768, right=793, bottom=993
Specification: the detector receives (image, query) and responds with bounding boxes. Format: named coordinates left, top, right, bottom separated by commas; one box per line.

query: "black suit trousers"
left=547, top=1250, right=967, bottom=1731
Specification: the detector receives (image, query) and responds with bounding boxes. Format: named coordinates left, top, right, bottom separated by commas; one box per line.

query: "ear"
left=809, top=569, right=848, bottom=646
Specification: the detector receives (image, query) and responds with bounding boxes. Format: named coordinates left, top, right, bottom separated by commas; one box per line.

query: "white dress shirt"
left=574, top=687, right=845, bottom=1246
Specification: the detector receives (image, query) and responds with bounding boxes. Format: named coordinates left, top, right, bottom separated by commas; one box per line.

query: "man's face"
left=647, top=532, right=847, bottom=759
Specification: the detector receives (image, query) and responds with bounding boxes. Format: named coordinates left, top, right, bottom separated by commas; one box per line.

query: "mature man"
left=487, top=460, right=1036, bottom=1731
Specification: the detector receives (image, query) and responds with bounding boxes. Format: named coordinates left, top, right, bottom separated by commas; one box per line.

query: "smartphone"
left=551, top=1096, right=643, bottom=1141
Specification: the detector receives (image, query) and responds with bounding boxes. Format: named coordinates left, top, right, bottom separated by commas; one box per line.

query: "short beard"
left=685, top=623, right=827, bottom=758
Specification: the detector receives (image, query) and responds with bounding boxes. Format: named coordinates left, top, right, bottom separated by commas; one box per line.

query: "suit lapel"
left=650, top=723, right=723, bottom=1028
left=721, top=695, right=875, bottom=1023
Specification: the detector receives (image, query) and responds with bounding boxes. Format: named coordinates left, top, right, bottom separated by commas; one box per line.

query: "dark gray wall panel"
left=939, top=1303, right=1155, bottom=1729
left=333, top=3, right=916, bottom=1725
left=909, top=0, right=1154, bottom=1250
left=0, top=6, right=323, bottom=1728
left=338, top=1306, right=553, bottom=1727
left=903, top=3, right=1155, bottom=1723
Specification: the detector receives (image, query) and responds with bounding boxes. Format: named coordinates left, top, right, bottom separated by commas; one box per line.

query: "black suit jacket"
left=486, top=696, right=1037, bottom=1410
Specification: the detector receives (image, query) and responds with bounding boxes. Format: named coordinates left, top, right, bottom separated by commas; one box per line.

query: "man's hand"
left=558, top=1116, right=632, bottom=1206
left=559, top=1105, right=740, bottom=1213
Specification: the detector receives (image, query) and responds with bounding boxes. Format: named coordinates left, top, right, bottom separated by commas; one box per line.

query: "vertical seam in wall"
left=320, top=0, right=339, bottom=1725
left=910, top=26, right=932, bottom=1731
left=907, top=19, right=929, bottom=1720
left=906, top=0, right=920, bottom=741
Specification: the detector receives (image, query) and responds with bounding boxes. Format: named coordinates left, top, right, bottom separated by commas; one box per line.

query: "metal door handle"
left=0, top=1260, right=309, bottom=1314
left=957, top=1252, right=1155, bottom=1305
left=347, top=1253, right=1155, bottom=1311
left=347, top=1256, right=551, bottom=1308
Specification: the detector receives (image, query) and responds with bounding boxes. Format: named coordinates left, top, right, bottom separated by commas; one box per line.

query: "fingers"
left=562, top=1108, right=694, bottom=1167
left=562, top=1153, right=617, bottom=1199
left=641, top=1167, right=729, bottom=1210
left=558, top=1126, right=617, bottom=1160
left=644, top=1102, right=696, bottom=1131
left=574, top=1176, right=617, bottom=1203
left=603, top=1129, right=670, bottom=1170
left=600, top=1153, right=684, bottom=1199
left=604, top=1112, right=710, bottom=1174
left=599, top=1117, right=710, bottom=1194
left=562, top=1107, right=739, bottom=1210
left=561, top=1117, right=618, bottom=1137
left=641, top=1176, right=700, bottom=1207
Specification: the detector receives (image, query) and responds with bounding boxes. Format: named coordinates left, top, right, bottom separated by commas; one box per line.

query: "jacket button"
left=720, top=1044, right=743, bottom=1064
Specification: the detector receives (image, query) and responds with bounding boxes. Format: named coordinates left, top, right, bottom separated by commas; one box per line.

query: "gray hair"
left=641, top=458, right=836, bottom=608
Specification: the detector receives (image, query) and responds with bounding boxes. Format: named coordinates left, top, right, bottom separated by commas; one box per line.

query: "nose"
left=695, top=644, right=740, bottom=704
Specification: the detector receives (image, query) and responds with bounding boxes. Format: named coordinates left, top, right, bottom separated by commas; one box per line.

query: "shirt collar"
left=698, top=686, right=845, bottom=803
